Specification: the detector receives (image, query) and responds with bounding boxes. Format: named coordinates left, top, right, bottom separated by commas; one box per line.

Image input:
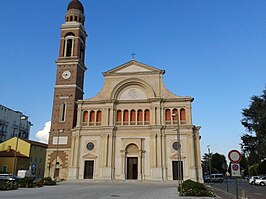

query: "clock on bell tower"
left=45, top=0, right=87, bottom=180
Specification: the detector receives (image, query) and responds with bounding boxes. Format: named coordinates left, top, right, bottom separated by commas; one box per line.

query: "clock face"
left=62, top=70, right=71, bottom=79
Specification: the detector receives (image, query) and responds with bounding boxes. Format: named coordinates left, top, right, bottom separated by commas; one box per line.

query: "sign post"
left=228, top=150, right=242, bottom=199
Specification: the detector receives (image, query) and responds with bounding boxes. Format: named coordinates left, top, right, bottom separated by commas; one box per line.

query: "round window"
left=172, top=142, right=181, bottom=150
left=86, top=142, right=94, bottom=150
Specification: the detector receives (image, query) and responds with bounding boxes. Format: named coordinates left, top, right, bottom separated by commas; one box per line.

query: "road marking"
left=254, top=193, right=262, bottom=196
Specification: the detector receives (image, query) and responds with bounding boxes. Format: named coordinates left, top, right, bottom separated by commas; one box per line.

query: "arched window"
left=116, top=110, right=122, bottom=125
left=123, top=110, right=129, bottom=125
left=79, top=41, right=85, bottom=62
left=89, top=111, right=95, bottom=126
left=64, top=33, right=75, bottom=57
left=165, top=109, right=171, bottom=125
left=180, top=108, right=186, bottom=124
left=60, top=102, right=67, bottom=122
left=96, top=111, right=102, bottom=126
left=130, top=110, right=136, bottom=125
left=144, top=109, right=150, bottom=125
left=83, top=111, right=88, bottom=126
left=137, top=109, right=143, bottom=125
left=172, top=108, right=178, bottom=125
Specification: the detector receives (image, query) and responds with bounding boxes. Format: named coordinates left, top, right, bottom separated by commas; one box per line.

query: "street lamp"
left=12, top=115, right=26, bottom=188
left=207, top=145, right=211, bottom=176
left=12, top=115, right=27, bottom=175
left=172, top=113, right=182, bottom=186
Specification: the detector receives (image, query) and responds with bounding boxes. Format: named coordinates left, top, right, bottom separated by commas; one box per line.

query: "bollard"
left=241, top=189, right=247, bottom=199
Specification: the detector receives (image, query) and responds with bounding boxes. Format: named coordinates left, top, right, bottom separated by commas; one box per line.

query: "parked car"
left=249, top=176, right=260, bottom=185
left=0, top=174, right=18, bottom=181
left=254, top=176, right=266, bottom=186
left=204, top=173, right=224, bottom=183
left=0, top=174, right=19, bottom=190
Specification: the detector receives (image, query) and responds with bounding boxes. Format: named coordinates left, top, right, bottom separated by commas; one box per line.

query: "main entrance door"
left=84, top=160, right=94, bottom=179
left=172, top=161, right=183, bottom=180
left=127, top=157, right=138, bottom=179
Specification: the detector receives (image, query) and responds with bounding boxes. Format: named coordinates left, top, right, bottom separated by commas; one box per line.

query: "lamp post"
left=172, top=113, right=182, bottom=186
left=12, top=115, right=26, bottom=175
left=12, top=115, right=26, bottom=188
left=207, top=145, right=211, bottom=176
left=54, top=129, right=62, bottom=179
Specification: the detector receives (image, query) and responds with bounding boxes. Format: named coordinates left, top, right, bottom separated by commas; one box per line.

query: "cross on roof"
left=131, top=53, right=136, bottom=60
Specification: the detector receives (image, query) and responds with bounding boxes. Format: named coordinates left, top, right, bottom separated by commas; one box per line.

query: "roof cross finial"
left=131, top=53, right=136, bottom=60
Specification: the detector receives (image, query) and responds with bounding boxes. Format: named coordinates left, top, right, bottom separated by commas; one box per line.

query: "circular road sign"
left=228, top=150, right=242, bottom=163
left=232, top=164, right=239, bottom=171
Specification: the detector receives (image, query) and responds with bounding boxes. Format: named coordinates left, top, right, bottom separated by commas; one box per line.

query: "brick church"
left=45, top=0, right=203, bottom=182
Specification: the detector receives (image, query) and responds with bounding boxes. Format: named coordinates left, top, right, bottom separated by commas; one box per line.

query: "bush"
left=43, top=177, right=56, bottom=186
left=178, top=179, right=215, bottom=197
left=0, top=179, right=18, bottom=190
left=18, top=177, right=35, bottom=188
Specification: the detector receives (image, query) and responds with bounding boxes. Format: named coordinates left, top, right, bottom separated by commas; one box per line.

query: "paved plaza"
left=0, top=180, right=215, bottom=199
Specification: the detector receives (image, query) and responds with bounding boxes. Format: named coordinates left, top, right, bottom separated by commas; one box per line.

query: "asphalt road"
left=207, top=178, right=266, bottom=199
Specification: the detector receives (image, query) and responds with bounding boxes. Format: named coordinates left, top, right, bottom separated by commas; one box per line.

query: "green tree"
left=211, top=153, right=227, bottom=174
left=202, top=152, right=227, bottom=175
left=241, top=88, right=266, bottom=164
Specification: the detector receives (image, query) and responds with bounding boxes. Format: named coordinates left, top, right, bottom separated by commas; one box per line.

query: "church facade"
left=45, top=0, right=203, bottom=182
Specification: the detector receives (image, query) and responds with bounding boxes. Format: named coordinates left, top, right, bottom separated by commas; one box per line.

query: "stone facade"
left=68, top=60, right=203, bottom=182
left=45, top=1, right=203, bottom=182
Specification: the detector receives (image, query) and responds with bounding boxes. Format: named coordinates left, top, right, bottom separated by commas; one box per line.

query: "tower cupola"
left=65, top=0, right=85, bottom=25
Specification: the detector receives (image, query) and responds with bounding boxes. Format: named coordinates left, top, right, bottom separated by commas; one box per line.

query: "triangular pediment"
left=103, top=60, right=164, bottom=76
left=82, top=153, right=97, bottom=159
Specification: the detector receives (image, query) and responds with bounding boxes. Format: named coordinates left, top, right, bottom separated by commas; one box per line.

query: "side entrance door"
left=84, top=160, right=94, bottom=179
left=127, top=157, right=138, bottom=179
left=172, top=161, right=183, bottom=180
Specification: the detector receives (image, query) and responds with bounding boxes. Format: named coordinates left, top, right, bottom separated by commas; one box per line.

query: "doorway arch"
left=126, top=144, right=139, bottom=179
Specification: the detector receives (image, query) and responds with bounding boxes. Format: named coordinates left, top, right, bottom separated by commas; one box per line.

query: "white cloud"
left=36, top=121, right=51, bottom=143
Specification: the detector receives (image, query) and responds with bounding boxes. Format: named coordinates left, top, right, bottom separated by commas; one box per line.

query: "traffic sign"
left=31, top=162, right=36, bottom=169
left=231, top=163, right=241, bottom=177
left=228, top=150, right=242, bottom=163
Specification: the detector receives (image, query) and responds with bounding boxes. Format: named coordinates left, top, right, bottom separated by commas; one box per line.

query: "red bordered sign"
left=228, top=150, right=242, bottom=163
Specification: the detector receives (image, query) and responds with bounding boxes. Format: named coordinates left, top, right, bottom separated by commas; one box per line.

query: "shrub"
left=178, top=179, right=215, bottom=197
left=18, top=177, right=35, bottom=188
left=43, top=177, right=56, bottom=186
left=0, top=179, right=18, bottom=190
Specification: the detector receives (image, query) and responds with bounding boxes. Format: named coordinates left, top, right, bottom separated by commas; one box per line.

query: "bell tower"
left=45, top=0, right=87, bottom=179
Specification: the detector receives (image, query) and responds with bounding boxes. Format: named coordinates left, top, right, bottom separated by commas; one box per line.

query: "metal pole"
left=235, top=178, right=239, bottom=199
left=177, top=117, right=182, bottom=186
left=207, top=145, right=211, bottom=176
left=54, top=130, right=60, bottom=179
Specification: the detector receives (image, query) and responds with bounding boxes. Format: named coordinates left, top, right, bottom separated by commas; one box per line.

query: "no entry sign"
left=228, top=150, right=242, bottom=163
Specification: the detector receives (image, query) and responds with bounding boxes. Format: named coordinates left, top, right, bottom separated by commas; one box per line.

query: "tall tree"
left=241, top=88, right=266, bottom=163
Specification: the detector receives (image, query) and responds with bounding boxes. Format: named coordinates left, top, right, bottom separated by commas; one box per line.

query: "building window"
left=130, top=110, right=136, bottom=125
left=180, top=108, right=186, bottom=124
left=2, top=165, right=8, bottom=173
left=123, top=110, right=129, bottom=125
left=137, top=109, right=143, bottom=125
left=116, top=110, right=122, bottom=125
left=60, top=102, right=67, bottom=122
left=79, top=40, right=85, bottom=62
left=86, top=142, right=94, bottom=151
left=144, top=109, right=150, bottom=125
left=64, top=33, right=75, bottom=57
left=83, top=111, right=88, bottom=126
left=165, top=109, right=171, bottom=125
left=172, top=108, right=178, bottom=125
left=89, top=111, right=95, bottom=126
left=96, top=111, right=102, bottom=126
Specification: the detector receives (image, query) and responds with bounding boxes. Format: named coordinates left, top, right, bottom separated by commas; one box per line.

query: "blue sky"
left=1, top=0, right=265, bottom=159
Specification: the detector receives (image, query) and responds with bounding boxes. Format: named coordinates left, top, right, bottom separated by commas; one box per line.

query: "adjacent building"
left=0, top=138, right=47, bottom=178
left=45, top=0, right=203, bottom=182
left=0, top=104, right=32, bottom=142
